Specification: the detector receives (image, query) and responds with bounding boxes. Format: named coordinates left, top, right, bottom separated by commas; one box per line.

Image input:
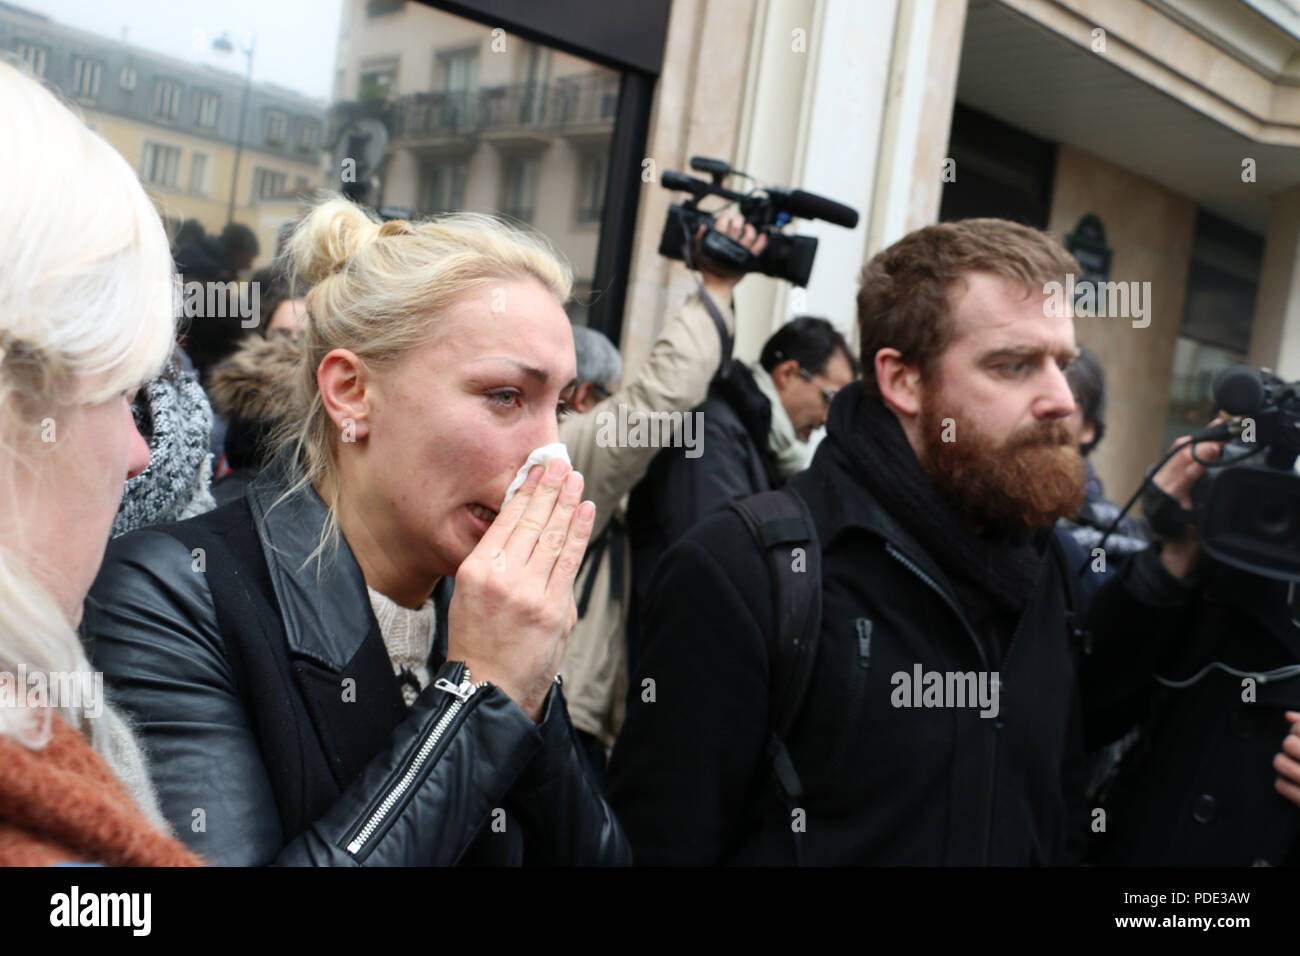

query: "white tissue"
left=500, top=442, right=575, bottom=509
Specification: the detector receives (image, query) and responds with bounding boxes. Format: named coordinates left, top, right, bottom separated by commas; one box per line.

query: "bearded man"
left=606, top=219, right=1097, bottom=865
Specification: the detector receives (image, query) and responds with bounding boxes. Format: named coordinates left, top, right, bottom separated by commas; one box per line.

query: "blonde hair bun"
left=270, top=193, right=574, bottom=568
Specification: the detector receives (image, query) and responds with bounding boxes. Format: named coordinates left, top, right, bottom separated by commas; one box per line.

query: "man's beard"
left=918, top=383, right=1086, bottom=534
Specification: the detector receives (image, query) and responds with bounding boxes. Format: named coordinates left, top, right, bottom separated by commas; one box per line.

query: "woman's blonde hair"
left=273, top=195, right=573, bottom=565
left=0, top=58, right=175, bottom=803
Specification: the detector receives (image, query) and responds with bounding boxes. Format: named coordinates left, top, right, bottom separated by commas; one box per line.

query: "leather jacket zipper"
left=345, top=667, right=488, bottom=858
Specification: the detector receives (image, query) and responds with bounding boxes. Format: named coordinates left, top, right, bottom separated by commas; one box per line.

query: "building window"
left=189, top=153, right=210, bottom=195
left=265, top=110, right=288, bottom=145
left=599, top=88, right=618, bottom=120
left=298, top=121, right=320, bottom=151
left=120, top=66, right=137, bottom=90
left=252, top=167, right=288, bottom=202
left=295, top=175, right=310, bottom=192
left=421, top=162, right=467, bottom=214
left=500, top=156, right=539, bottom=223
left=141, top=141, right=182, bottom=188
left=576, top=152, right=608, bottom=224
left=72, top=58, right=101, bottom=99
left=196, top=91, right=220, bottom=129
left=359, top=57, right=398, bottom=102
left=154, top=80, right=182, bottom=121
left=938, top=104, right=1056, bottom=229
left=15, top=42, right=46, bottom=78
left=1164, top=210, right=1265, bottom=449
left=440, top=48, right=477, bottom=94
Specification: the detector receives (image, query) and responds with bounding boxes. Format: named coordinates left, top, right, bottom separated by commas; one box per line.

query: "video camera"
left=1188, top=365, right=1300, bottom=582
left=657, top=156, right=859, bottom=287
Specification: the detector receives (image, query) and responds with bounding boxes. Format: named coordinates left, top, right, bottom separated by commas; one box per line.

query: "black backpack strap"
left=680, top=237, right=732, bottom=372
left=696, top=282, right=734, bottom=371
left=576, top=514, right=625, bottom=620
left=729, top=487, right=822, bottom=814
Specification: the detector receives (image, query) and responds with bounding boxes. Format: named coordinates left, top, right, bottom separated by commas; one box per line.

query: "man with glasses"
left=626, top=316, right=857, bottom=668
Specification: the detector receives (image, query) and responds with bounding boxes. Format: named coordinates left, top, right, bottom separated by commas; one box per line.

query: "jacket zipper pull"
left=855, top=617, right=873, bottom=671
left=433, top=668, right=477, bottom=701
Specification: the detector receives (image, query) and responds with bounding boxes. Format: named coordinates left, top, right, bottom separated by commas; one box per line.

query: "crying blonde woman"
left=88, top=194, right=630, bottom=865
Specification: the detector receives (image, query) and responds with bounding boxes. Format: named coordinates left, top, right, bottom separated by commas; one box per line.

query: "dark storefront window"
left=1164, top=210, right=1265, bottom=447
left=939, top=103, right=1057, bottom=229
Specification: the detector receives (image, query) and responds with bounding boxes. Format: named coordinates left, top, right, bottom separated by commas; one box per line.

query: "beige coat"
left=558, top=290, right=733, bottom=747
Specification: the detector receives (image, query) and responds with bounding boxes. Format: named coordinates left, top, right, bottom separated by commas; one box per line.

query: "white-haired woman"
left=0, top=61, right=199, bottom=865
left=89, top=196, right=630, bottom=865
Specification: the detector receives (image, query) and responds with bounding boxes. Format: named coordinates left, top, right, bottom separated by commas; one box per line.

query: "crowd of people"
left=3, top=58, right=1300, bottom=867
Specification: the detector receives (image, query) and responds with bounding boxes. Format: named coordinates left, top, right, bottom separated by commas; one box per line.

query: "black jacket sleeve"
left=89, top=531, right=629, bottom=866
left=1080, top=545, right=1200, bottom=748
left=606, top=515, right=772, bottom=864
left=505, top=678, right=630, bottom=865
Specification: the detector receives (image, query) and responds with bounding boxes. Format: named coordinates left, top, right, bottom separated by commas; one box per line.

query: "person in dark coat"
left=205, top=331, right=303, bottom=507
left=87, top=197, right=628, bottom=866
left=626, top=317, right=855, bottom=666
left=1082, top=424, right=1300, bottom=865
left=607, top=218, right=1105, bottom=865
left=1058, top=346, right=1149, bottom=568
left=174, top=222, right=260, bottom=383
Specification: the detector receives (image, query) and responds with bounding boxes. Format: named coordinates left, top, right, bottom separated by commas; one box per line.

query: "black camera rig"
left=1106, top=365, right=1300, bottom=583
left=656, top=156, right=859, bottom=287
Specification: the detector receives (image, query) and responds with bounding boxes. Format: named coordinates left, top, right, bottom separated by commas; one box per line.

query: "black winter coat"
left=1083, top=549, right=1300, bottom=865
left=86, top=457, right=630, bottom=866
left=627, top=360, right=783, bottom=664
left=607, top=386, right=1089, bottom=865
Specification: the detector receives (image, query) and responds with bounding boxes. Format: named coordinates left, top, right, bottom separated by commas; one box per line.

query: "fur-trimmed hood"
left=206, top=333, right=305, bottom=471
left=207, top=332, right=305, bottom=427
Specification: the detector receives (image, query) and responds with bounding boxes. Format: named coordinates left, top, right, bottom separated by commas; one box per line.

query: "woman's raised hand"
left=446, top=457, right=595, bottom=721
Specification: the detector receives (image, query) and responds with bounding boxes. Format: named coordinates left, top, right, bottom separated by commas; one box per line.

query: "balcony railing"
left=391, top=72, right=619, bottom=141
left=394, top=90, right=477, bottom=139
left=478, top=82, right=564, bottom=131
left=553, top=71, right=620, bottom=127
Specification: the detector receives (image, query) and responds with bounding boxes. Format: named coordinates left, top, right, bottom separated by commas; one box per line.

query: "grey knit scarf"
left=111, top=351, right=217, bottom=538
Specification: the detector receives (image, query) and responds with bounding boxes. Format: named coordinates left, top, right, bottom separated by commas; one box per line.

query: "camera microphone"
left=661, top=171, right=708, bottom=196
left=769, top=188, right=860, bottom=229
left=1212, top=364, right=1265, bottom=417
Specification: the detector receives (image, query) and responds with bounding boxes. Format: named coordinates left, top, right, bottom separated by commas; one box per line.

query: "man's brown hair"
left=855, top=218, right=1078, bottom=397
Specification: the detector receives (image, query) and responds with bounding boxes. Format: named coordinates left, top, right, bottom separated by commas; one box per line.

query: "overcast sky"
left=32, top=0, right=344, bottom=100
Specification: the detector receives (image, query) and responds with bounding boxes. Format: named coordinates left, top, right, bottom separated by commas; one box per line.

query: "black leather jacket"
left=87, top=459, right=630, bottom=866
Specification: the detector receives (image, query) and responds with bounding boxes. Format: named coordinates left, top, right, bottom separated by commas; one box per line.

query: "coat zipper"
left=884, top=542, right=1000, bottom=864
left=344, top=668, right=488, bottom=857
left=884, top=543, right=987, bottom=669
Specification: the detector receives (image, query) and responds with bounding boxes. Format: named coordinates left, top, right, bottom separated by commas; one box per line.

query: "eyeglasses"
left=797, top=367, right=838, bottom=407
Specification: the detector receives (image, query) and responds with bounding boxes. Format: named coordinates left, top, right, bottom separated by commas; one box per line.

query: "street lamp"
left=212, top=31, right=256, bottom=227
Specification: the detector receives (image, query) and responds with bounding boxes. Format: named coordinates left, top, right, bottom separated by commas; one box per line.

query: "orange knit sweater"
left=0, top=715, right=202, bottom=866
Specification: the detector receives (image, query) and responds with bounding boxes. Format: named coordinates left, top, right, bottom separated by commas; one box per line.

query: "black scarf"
left=831, top=385, right=1045, bottom=634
